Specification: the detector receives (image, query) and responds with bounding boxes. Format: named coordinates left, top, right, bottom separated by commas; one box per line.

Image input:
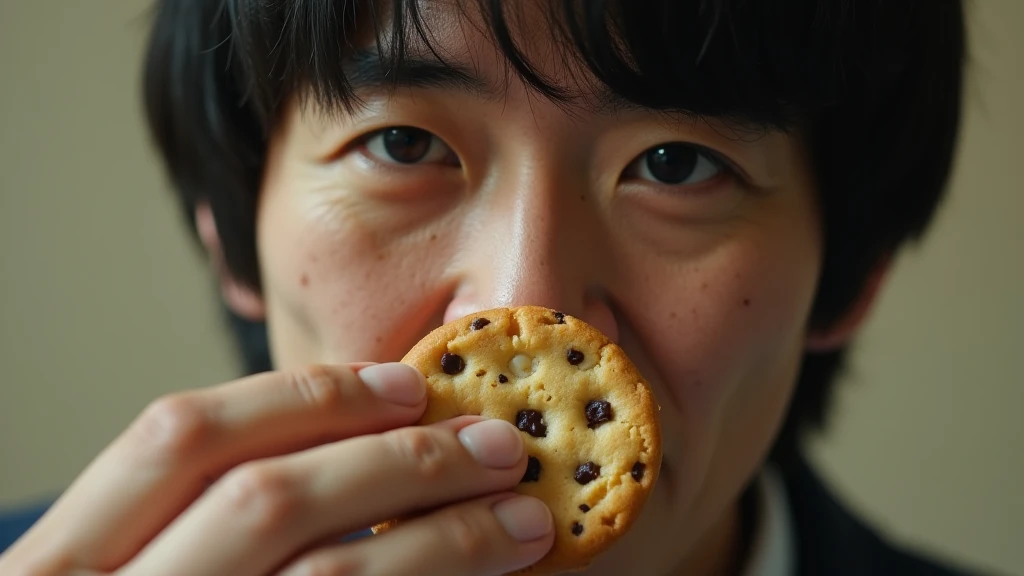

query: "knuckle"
left=129, top=393, right=211, bottom=463
left=219, top=463, right=300, bottom=538
left=286, top=366, right=348, bottom=411
left=387, top=427, right=448, bottom=481
left=0, top=551, right=69, bottom=576
left=441, top=507, right=492, bottom=562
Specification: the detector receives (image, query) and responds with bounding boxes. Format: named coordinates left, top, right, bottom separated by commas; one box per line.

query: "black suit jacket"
left=777, top=455, right=984, bottom=576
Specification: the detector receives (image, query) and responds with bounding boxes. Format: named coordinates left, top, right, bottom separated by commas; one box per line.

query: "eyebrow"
left=341, top=48, right=646, bottom=110
left=343, top=49, right=494, bottom=99
left=337, top=48, right=723, bottom=128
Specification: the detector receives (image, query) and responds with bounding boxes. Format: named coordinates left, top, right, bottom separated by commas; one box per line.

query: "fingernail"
left=493, top=496, right=553, bottom=542
left=358, top=363, right=426, bottom=407
left=457, top=420, right=523, bottom=469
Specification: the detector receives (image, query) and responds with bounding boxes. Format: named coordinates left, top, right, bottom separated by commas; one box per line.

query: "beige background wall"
left=1, top=1, right=1021, bottom=574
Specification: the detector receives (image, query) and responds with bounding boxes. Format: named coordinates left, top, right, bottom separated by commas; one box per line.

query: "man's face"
left=249, top=5, right=822, bottom=573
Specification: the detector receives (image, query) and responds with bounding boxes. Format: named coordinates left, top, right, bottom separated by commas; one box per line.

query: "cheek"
left=695, top=240, right=819, bottom=401
left=625, top=242, right=817, bottom=415
left=614, top=194, right=821, bottom=465
left=610, top=198, right=820, bottom=542
left=255, top=176, right=454, bottom=367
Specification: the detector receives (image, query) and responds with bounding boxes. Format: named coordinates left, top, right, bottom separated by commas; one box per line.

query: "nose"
left=442, top=162, right=620, bottom=342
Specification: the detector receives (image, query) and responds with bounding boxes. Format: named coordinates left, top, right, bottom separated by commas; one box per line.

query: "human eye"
left=624, top=142, right=729, bottom=187
left=361, top=126, right=460, bottom=167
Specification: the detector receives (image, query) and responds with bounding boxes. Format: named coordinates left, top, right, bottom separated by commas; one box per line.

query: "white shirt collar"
left=742, top=466, right=797, bottom=576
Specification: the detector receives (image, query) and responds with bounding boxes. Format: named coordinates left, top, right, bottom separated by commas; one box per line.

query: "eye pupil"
left=382, top=127, right=432, bottom=163
left=645, top=144, right=699, bottom=184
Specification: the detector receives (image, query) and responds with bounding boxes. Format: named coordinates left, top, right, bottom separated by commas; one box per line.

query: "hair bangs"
left=223, top=0, right=856, bottom=131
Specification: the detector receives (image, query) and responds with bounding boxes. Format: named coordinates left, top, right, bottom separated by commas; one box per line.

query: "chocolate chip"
left=567, top=349, right=584, bottom=365
left=585, top=400, right=613, bottom=429
left=521, top=456, right=541, bottom=483
left=498, top=374, right=509, bottom=384
left=579, top=504, right=590, bottom=513
left=631, top=462, right=647, bottom=482
left=574, top=462, right=600, bottom=484
left=554, top=311, right=566, bottom=324
left=515, top=409, right=547, bottom=437
left=470, top=318, right=490, bottom=330
left=440, top=352, right=465, bottom=375
left=571, top=522, right=584, bottom=536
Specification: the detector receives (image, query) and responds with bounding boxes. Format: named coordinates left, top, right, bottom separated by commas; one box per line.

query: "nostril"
left=443, top=296, right=486, bottom=325
left=582, top=294, right=619, bottom=343
left=443, top=295, right=618, bottom=343
left=440, top=280, right=617, bottom=342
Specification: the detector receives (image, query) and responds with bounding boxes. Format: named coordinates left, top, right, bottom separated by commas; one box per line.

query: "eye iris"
left=382, top=127, right=432, bottom=163
left=645, top=144, right=699, bottom=184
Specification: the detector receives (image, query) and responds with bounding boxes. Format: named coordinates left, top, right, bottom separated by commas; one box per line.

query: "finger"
left=277, top=493, right=554, bottom=576
left=13, top=363, right=425, bottom=572
left=120, top=417, right=528, bottom=576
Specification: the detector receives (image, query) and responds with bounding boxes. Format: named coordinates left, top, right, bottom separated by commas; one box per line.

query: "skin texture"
left=245, top=5, right=824, bottom=575
left=0, top=3, right=879, bottom=576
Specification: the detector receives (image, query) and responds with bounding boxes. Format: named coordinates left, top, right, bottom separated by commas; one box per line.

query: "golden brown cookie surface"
left=376, top=306, right=662, bottom=575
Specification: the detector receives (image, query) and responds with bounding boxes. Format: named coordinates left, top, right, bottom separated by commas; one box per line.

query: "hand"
left=0, top=363, right=554, bottom=575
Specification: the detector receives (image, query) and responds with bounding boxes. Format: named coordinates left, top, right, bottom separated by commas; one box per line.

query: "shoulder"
left=777, top=454, right=987, bottom=576
left=0, top=501, right=50, bottom=554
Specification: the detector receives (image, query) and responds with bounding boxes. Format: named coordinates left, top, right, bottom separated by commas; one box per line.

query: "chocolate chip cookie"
left=374, top=306, right=662, bottom=574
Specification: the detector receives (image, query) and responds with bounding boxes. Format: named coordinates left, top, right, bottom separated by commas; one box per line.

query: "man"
left=0, top=0, right=975, bottom=574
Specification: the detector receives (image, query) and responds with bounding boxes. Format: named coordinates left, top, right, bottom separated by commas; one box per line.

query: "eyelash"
left=623, top=144, right=738, bottom=189
left=349, top=126, right=743, bottom=189
left=357, top=127, right=460, bottom=168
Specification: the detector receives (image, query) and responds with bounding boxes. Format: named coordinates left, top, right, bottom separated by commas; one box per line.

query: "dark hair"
left=142, top=0, right=966, bottom=460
